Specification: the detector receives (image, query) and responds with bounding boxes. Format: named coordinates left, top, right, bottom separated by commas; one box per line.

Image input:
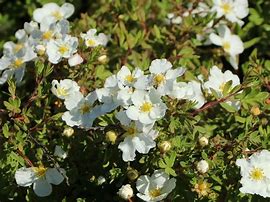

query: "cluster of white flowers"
left=52, top=60, right=241, bottom=162
left=236, top=150, right=270, bottom=198
left=0, top=2, right=109, bottom=84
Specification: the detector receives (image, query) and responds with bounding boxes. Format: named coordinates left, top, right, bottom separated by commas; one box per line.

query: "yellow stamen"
left=86, top=39, right=96, bottom=47
left=52, top=11, right=63, bottom=20
left=13, top=59, right=24, bottom=68
left=42, top=31, right=53, bottom=40
left=58, top=45, right=69, bottom=55
left=125, top=75, right=135, bottom=83
left=140, top=102, right=153, bottom=113
left=222, top=41, right=231, bottom=52
left=33, top=165, right=47, bottom=178
left=250, top=168, right=265, bottom=181
left=154, top=74, right=165, bottom=86
left=219, top=82, right=226, bottom=92
left=149, top=187, right=162, bottom=198
left=80, top=103, right=91, bottom=114
left=221, top=3, right=232, bottom=14
left=56, top=87, right=68, bottom=97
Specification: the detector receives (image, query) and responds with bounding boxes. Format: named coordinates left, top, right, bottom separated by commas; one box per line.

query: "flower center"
left=43, top=31, right=53, bottom=40
left=58, top=45, right=69, bottom=55
left=154, top=74, right=165, bottom=86
left=56, top=87, right=68, bottom=97
left=86, top=39, right=96, bottom=47
left=126, top=126, right=137, bottom=136
left=125, top=75, right=135, bottom=83
left=15, top=44, right=24, bottom=52
left=52, top=11, right=63, bottom=20
left=222, top=41, right=231, bottom=52
left=140, top=102, right=153, bottom=113
left=80, top=103, right=91, bottom=114
left=149, top=187, right=162, bottom=198
left=219, top=82, right=226, bottom=92
left=221, top=3, right=232, bottom=14
left=250, top=168, right=265, bottom=181
left=33, top=165, right=47, bottom=178
left=13, top=58, right=24, bottom=68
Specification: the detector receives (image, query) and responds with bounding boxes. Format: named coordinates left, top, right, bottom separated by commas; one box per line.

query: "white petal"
left=126, top=106, right=140, bottom=121
left=33, top=178, right=52, bottom=197
left=118, top=137, right=136, bottom=162
left=60, top=3, right=75, bottom=19
left=136, top=175, right=151, bottom=194
left=45, top=168, right=65, bottom=185
left=15, top=167, right=36, bottom=187
left=209, top=33, right=222, bottom=46
left=68, top=53, right=83, bottom=66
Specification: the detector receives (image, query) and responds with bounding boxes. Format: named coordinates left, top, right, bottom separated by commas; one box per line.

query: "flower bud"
left=117, top=184, right=134, bottom=200
left=36, top=44, right=46, bottom=56
left=98, top=55, right=108, bottom=64
left=250, top=106, right=261, bottom=116
left=197, top=160, right=209, bottom=174
left=105, top=131, right=117, bottom=144
left=158, top=141, right=172, bottom=153
left=97, top=176, right=106, bottom=185
left=199, top=136, right=209, bottom=147
left=127, top=168, right=139, bottom=181
left=63, top=127, right=74, bottom=137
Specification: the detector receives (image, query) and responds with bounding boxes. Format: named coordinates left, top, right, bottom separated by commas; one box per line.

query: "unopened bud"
left=250, top=106, right=261, bottom=116
left=158, top=141, right=171, bottom=153
left=63, top=127, right=74, bottom=137
left=199, top=136, right=209, bottom=147
left=117, top=184, right=133, bottom=200
left=197, top=160, right=209, bottom=174
left=97, top=176, right=106, bottom=185
left=106, top=131, right=117, bottom=144
left=98, top=55, right=108, bottom=64
left=127, top=168, right=139, bottom=181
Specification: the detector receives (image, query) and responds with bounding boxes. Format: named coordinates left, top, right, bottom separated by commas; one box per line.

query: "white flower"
left=15, top=166, right=65, bottom=197
left=51, top=79, right=83, bottom=110
left=80, top=29, right=109, bottom=47
left=165, top=13, right=182, bottom=25
left=197, top=160, right=209, bottom=174
left=199, top=136, right=209, bottom=147
left=209, top=25, right=244, bottom=69
left=236, top=150, right=270, bottom=198
left=212, top=0, right=249, bottom=26
left=126, top=89, right=167, bottom=125
left=68, top=53, right=83, bottom=66
left=117, top=184, right=134, bottom=200
left=62, top=91, right=104, bottom=129
left=149, top=59, right=185, bottom=95
left=136, top=170, right=176, bottom=202
left=33, top=3, right=74, bottom=26
left=46, top=35, right=78, bottom=64
left=54, top=145, right=67, bottom=159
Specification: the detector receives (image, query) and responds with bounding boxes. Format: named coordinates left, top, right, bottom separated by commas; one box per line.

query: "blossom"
left=199, top=136, right=209, bottom=147
left=197, top=160, right=209, bottom=174
left=149, top=59, right=185, bottom=95
left=46, top=35, right=78, bottom=64
left=212, top=0, right=249, bottom=26
left=116, top=111, right=157, bottom=162
left=80, top=29, right=109, bottom=47
left=209, top=25, right=244, bottom=69
left=33, top=3, right=75, bottom=26
left=136, top=170, right=176, bottom=202
left=117, top=184, right=134, bottom=200
left=15, top=166, right=65, bottom=197
left=126, top=89, right=167, bottom=125
left=68, top=53, right=83, bottom=66
left=236, top=150, right=270, bottom=198
left=51, top=79, right=83, bottom=110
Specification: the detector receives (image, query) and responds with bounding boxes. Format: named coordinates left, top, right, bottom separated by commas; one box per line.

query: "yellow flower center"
left=80, top=103, right=91, bottom=114
left=140, top=102, right=153, bottom=113
left=250, top=168, right=265, bottom=181
left=219, top=82, right=226, bottom=92
left=149, top=187, right=162, bottom=198
left=13, top=58, right=24, bottom=68
left=194, top=181, right=210, bottom=197
left=56, top=87, right=68, bottom=97
left=125, top=75, right=135, bottom=83
left=86, top=39, right=96, bottom=47
left=15, top=44, right=24, bottom=52
left=221, top=3, right=232, bottom=14
left=126, top=126, right=137, bottom=136
left=223, top=41, right=231, bottom=52
left=43, top=31, right=53, bottom=40
left=33, top=165, right=47, bottom=178
left=58, top=45, right=69, bottom=55
left=154, top=74, right=165, bottom=86
left=52, top=11, right=63, bottom=20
